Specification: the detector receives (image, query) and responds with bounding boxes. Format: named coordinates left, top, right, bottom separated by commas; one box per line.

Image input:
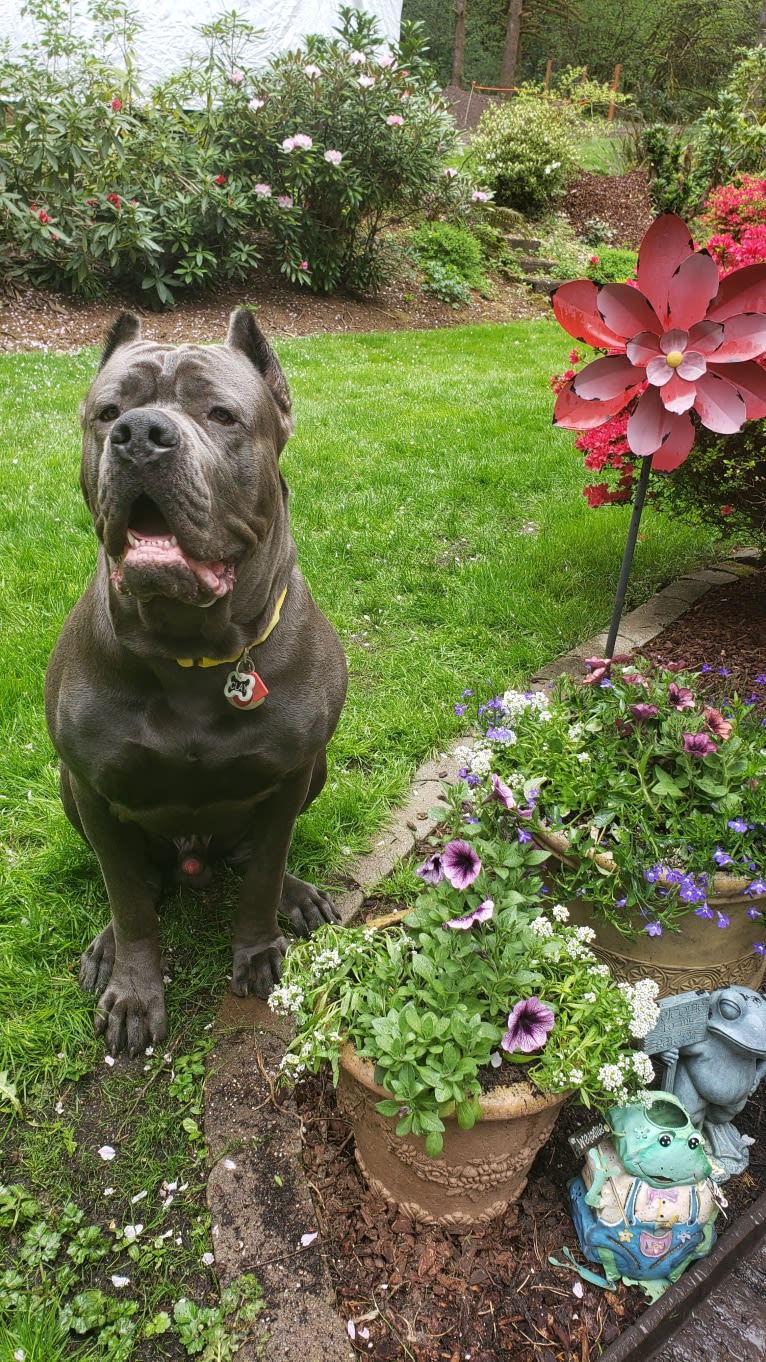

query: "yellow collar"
left=175, top=587, right=288, bottom=668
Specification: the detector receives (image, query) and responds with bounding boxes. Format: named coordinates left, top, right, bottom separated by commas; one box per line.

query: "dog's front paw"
left=280, top=873, right=341, bottom=937
left=231, top=936, right=288, bottom=998
left=80, top=924, right=117, bottom=995
left=95, top=973, right=168, bottom=1057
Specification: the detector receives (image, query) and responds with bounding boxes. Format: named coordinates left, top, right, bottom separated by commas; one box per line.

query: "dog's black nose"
left=110, top=409, right=179, bottom=463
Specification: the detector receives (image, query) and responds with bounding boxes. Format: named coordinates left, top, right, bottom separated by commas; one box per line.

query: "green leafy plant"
left=648, top=419, right=766, bottom=545
left=468, top=94, right=580, bottom=217
left=272, top=791, right=660, bottom=1156
left=411, top=221, right=490, bottom=304
left=585, top=246, right=638, bottom=284
left=454, top=671, right=766, bottom=943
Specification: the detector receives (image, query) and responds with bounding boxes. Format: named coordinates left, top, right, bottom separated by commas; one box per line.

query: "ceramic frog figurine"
left=569, top=1092, right=721, bottom=1301
left=662, top=986, right=766, bottom=1180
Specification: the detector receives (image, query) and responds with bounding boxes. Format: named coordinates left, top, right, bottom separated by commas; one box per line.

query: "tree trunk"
left=500, top=0, right=523, bottom=88
left=452, top=0, right=466, bottom=87
left=759, top=0, right=766, bottom=45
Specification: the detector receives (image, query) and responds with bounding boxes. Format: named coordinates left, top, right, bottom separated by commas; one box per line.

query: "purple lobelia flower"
left=488, top=773, right=515, bottom=809
left=645, top=920, right=663, bottom=937
left=445, top=899, right=494, bottom=930
left=441, top=840, right=482, bottom=889
left=716, top=911, right=730, bottom=929
left=727, top=818, right=752, bottom=833
left=667, top=682, right=695, bottom=710
left=714, top=847, right=734, bottom=867
left=683, top=732, right=717, bottom=757
left=416, top=853, right=443, bottom=886
left=746, top=878, right=766, bottom=896
left=501, top=996, right=556, bottom=1054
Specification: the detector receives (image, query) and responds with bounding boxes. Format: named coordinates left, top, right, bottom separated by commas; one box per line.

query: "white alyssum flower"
left=632, top=1052, right=655, bottom=1082
left=552, top=904, right=569, bottom=922
left=529, top=916, right=553, bottom=937
left=576, top=752, right=591, bottom=763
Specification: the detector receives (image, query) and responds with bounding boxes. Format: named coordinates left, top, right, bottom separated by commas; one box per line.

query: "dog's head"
left=80, top=309, right=294, bottom=608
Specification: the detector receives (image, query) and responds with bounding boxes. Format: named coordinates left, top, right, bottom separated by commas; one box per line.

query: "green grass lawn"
left=0, top=319, right=719, bottom=1356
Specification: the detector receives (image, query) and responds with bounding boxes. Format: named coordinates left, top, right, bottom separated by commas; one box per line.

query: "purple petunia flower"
left=683, top=732, right=717, bottom=757
left=645, top=921, right=663, bottom=937
left=668, top=682, right=695, bottom=710
left=630, top=703, right=659, bottom=722
left=441, top=840, right=481, bottom=889
left=445, top=899, right=494, bottom=930
left=416, top=853, right=443, bottom=886
left=488, top=773, right=515, bottom=809
left=501, top=996, right=556, bottom=1054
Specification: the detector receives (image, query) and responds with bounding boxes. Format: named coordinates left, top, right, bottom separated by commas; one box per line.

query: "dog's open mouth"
left=111, top=495, right=236, bottom=604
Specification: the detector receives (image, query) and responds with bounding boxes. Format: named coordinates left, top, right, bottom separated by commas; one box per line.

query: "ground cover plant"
left=0, top=321, right=719, bottom=1356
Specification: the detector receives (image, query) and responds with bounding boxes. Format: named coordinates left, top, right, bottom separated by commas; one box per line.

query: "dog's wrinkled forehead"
left=84, top=310, right=294, bottom=448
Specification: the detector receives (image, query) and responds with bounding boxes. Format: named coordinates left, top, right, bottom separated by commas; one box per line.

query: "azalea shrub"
left=0, top=3, right=464, bottom=304
left=468, top=94, right=580, bottom=217
left=454, top=669, right=766, bottom=944
left=647, top=420, right=766, bottom=544
left=585, top=247, right=638, bottom=286
left=700, top=176, right=766, bottom=275
left=271, top=792, right=660, bottom=1155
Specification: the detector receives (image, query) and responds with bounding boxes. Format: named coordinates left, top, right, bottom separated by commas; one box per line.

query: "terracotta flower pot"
left=533, top=827, right=766, bottom=997
left=336, top=1045, right=568, bottom=1228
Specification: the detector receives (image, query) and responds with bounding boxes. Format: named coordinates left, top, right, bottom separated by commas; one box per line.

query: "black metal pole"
left=605, top=453, right=654, bottom=660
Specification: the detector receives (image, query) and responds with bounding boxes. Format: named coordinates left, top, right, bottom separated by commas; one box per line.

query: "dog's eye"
left=208, top=406, right=236, bottom=426
left=98, top=404, right=120, bottom=422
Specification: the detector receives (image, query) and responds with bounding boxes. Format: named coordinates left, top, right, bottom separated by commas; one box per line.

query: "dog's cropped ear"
left=226, top=308, right=294, bottom=439
left=99, top=312, right=142, bottom=370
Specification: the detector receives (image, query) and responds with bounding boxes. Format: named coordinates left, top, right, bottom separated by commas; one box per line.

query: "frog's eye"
left=659, top=1133, right=672, bottom=1147
left=688, top=1135, right=700, bottom=1149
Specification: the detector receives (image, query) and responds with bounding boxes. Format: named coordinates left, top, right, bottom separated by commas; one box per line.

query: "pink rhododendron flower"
left=501, top=997, right=555, bottom=1054
left=107, top=192, right=121, bottom=208
left=303, top=64, right=321, bottom=79
left=277, top=194, right=293, bottom=209
left=248, top=97, right=265, bottom=111
left=347, top=49, right=367, bottom=64
left=227, top=68, right=244, bottom=84
left=298, top=260, right=309, bottom=271
left=324, top=149, right=343, bottom=165
left=213, top=174, right=226, bottom=186
left=378, top=52, right=395, bottom=67
left=386, top=114, right=404, bottom=126
left=471, top=190, right=489, bottom=202
left=254, top=183, right=271, bottom=198
left=442, top=167, right=458, bottom=179
left=553, top=212, right=766, bottom=469
left=358, top=74, right=375, bottom=88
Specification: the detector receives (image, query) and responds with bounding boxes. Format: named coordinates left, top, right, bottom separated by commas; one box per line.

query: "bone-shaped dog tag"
left=224, top=661, right=269, bottom=711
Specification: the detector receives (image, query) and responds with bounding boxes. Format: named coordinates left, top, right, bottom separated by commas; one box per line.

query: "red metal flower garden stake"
left=551, top=212, right=766, bottom=658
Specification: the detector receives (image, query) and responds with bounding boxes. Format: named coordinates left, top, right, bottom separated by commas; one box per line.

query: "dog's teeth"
left=169, top=536, right=178, bottom=546
left=127, top=531, right=138, bottom=547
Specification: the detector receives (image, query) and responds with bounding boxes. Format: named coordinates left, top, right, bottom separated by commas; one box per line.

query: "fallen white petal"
left=572, top=1280, right=584, bottom=1298
left=111, top=1274, right=130, bottom=1288
left=300, top=1232, right=318, bottom=1247
left=347, top=1321, right=356, bottom=1340
left=55, top=1100, right=64, bottom=1114
left=223, top=1158, right=237, bottom=1170
left=359, top=1327, right=370, bottom=1340
left=202, top=1251, right=215, bottom=1266
left=98, top=1145, right=116, bottom=1161
left=123, top=1223, right=143, bottom=1241
left=104, top=1055, right=115, bottom=1067
left=103, top=1187, right=115, bottom=1196
left=131, top=1190, right=148, bottom=1204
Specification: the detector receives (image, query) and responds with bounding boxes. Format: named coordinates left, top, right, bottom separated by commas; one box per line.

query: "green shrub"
left=0, top=3, right=464, bottom=304
left=411, top=222, right=489, bottom=305
left=649, top=420, right=766, bottom=546
left=586, top=246, right=638, bottom=284
left=468, top=95, right=580, bottom=217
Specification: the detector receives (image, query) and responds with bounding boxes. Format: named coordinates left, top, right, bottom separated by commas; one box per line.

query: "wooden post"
left=608, top=63, right=621, bottom=123
left=544, top=59, right=552, bottom=90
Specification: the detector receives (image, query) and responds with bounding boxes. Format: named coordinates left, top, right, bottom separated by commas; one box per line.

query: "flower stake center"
left=665, top=350, right=685, bottom=368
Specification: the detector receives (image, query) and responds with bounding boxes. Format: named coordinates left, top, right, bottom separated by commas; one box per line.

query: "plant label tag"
left=568, top=1119, right=611, bottom=1161
left=224, top=668, right=269, bottom=710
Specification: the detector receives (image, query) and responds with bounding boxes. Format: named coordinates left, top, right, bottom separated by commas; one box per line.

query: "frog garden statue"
left=569, top=1092, right=722, bottom=1300
left=660, top=986, right=766, bottom=1180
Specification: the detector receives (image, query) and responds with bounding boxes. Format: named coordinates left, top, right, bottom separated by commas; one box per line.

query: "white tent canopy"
left=3, top=3, right=403, bottom=87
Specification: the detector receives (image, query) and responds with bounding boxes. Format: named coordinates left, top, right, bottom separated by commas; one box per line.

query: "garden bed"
left=293, top=563, right=766, bottom=1361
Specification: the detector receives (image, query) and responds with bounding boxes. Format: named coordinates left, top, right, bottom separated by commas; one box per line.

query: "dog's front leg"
left=231, top=763, right=336, bottom=999
left=68, top=774, right=167, bottom=1055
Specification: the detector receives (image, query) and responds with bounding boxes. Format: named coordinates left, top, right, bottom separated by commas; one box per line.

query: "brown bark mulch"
left=562, top=170, right=655, bottom=250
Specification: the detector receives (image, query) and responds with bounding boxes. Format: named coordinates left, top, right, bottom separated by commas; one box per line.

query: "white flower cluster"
left=500, top=689, right=551, bottom=721
left=631, top=1051, right=656, bottom=1083
left=268, top=981, right=305, bottom=1015
left=552, top=904, right=570, bottom=922
left=597, top=1057, right=633, bottom=1102
left=619, top=977, right=661, bottom=1039
left=529, top=916, right=554, bottom=937
left=453, top=743, right=494, bottom=777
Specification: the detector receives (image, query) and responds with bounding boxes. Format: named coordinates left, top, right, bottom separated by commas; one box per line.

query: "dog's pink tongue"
left=123, top=538, right=228, bottom=596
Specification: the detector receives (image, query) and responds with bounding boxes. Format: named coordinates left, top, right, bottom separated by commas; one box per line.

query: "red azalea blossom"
left=37, top=210, right=50, bottom=224
left=214, top=174, right=227, bottom=186
left=721, top=504, right=733, bottom=515
left=107, top=192, right=121, bottom=208
left=111, top=97, right=122, bottom=111
left=553, top=212, right=766, bottom=470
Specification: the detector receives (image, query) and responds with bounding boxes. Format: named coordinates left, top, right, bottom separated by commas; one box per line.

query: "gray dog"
left=45, top=309, right=348, bottom=1055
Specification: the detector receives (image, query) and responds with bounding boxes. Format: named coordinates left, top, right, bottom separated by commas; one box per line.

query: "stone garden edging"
left=204, top=551, right=762, bottom=1362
